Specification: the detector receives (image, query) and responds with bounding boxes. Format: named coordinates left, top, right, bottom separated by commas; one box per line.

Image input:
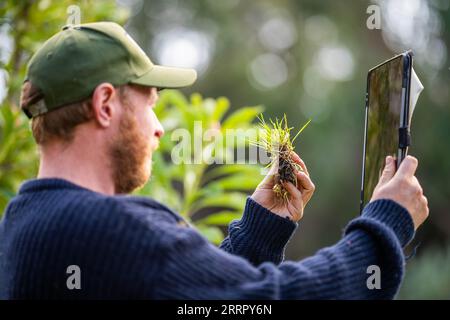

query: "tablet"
left=360, top=51, right=413, bottom=212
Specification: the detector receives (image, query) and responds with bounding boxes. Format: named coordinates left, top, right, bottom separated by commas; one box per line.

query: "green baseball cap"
left=23, top=21, right=197, bottom=118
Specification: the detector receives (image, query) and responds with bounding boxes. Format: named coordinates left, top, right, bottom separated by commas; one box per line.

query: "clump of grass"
left=255, top=114, right=311, bottom=203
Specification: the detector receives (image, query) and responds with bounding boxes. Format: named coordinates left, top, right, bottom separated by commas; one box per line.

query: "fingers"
left=257, top=162, right=278, bottom=189
left=422, top=195, right=429, bottom=218
left=411, top=176, right=423, bottom=194
left=291, top=152, right=309, bottom=176
left=415, top=193, right=429, bottom=230
left=378, top=156, right=396, bottom=185
left=396, top=155, right=418, bottom=179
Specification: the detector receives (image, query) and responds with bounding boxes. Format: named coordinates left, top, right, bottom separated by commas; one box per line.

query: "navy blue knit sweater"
left=0, top=178, right=414, bottom=299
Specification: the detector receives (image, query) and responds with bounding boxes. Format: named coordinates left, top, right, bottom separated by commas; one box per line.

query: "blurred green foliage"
left=0, top=0, right=264, bottom=244
left=398, top=245, right=450, bottom=299
left=0, top=0, right=128, bottom=210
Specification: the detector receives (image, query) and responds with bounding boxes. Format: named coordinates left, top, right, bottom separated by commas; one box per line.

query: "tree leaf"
left=212, top=97, right=230, bottom=122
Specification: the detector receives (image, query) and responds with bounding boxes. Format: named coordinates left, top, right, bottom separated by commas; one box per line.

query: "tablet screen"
left=362, top=56, right=404, bottom=207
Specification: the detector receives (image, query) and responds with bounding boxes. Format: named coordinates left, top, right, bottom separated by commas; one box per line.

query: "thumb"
left=378, top=156, right=396, bottom=185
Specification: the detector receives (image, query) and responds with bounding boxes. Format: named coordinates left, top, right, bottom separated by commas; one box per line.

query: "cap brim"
left=130, top=65, right=197, bottom=89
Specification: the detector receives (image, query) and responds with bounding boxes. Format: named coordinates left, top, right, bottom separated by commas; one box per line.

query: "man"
left=0, top=22, right=428, bottom=299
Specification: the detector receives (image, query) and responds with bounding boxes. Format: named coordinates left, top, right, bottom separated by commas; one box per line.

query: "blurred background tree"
left=0, top=0, right=128, bottom=209
left=1, top=0, right=449, bottom=299
left=137, top=89, right=265, bottom=244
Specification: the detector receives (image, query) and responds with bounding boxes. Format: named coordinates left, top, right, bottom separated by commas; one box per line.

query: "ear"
left=91, top=83, right=119, bottom=128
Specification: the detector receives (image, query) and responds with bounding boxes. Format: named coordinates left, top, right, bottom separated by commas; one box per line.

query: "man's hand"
left=371, top=155, right=429, bottom=230
left=251, top=153, right=315, bottom=222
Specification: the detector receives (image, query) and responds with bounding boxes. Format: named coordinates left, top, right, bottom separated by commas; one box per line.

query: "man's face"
left=109, top=85, right=164, bottom=194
